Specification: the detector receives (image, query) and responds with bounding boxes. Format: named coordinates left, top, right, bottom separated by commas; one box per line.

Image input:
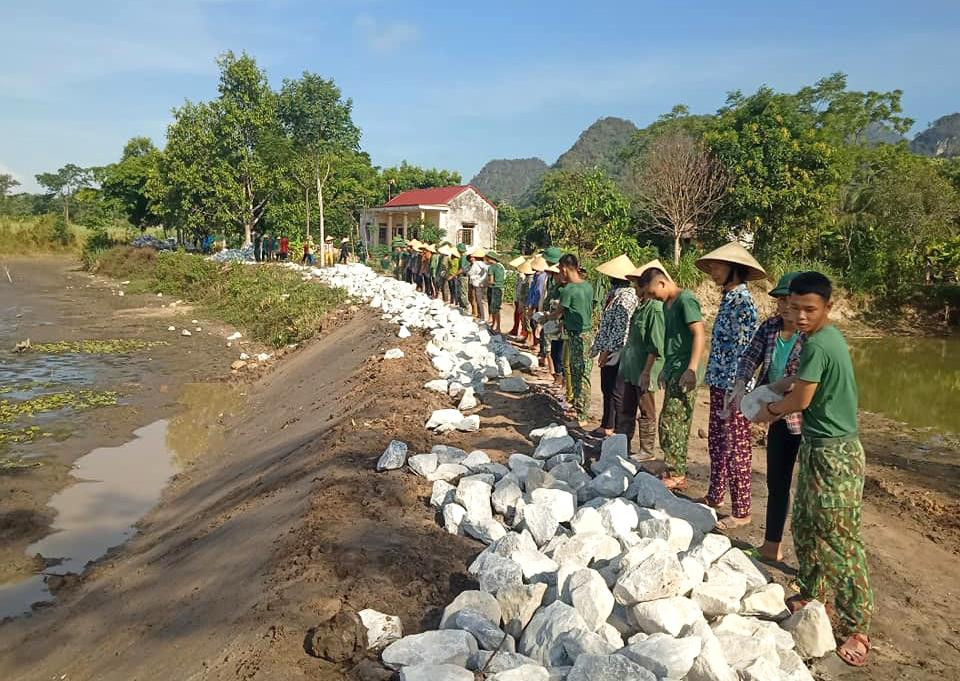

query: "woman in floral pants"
left=696, top=244, right=763, bottom=530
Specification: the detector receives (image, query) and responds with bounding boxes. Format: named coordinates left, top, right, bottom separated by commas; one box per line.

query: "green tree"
left=0, top=173, right=19, bottom=202
left=278, top=71, right=361, bottom=253
left=35, top=163, right=92, bottom=222
left=99, top=137, right=161, bottom=230
left=378, top=162, right=462, bottom=203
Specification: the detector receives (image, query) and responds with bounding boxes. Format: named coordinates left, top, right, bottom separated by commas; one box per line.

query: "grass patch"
left=27, top=339, right=166, bottom=354
left=94, top=246, right=347, bottom=347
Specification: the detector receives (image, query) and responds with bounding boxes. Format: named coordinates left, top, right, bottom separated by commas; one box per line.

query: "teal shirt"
left=769, top=332, right=800, bottom=383
left=488, top=262, right=506, bottom=288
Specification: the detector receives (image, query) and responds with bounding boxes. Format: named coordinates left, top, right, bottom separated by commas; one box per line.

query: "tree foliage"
left=35, top=163, right=92, bottom=222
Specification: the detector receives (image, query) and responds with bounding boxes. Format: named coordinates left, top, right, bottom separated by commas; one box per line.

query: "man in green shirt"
left=456, top=244, right=471, bottom=310
left=617, top=286, right=665, bottom=459
left=545, top=253, right=594, bottom=423
left=485, top=251, right=506, bottom=333
left=634, top=260, right=706, bottom=490
left=758, top=271, right=872, bottom=668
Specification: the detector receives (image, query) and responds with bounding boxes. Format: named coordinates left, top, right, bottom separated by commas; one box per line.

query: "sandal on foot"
left=837, top=633, right=870, bottom=667
left=659, top=474, right=686, bottom=491
left=715, top=515, right=752, bottom=532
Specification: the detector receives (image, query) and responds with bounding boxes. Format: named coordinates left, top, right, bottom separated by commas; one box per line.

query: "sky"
left=2, top=1, right=959, bottom=192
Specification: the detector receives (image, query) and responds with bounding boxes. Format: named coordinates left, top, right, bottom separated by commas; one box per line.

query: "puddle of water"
left=0, top=419, right=177, bottom=620
left=166, top=382, right=237, bottom=466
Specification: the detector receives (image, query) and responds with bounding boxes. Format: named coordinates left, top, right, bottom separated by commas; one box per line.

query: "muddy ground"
left=0, top=261, right=956, bottom=681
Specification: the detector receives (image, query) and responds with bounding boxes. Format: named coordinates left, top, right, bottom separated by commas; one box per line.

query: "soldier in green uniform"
left=634, top=261, right=706, bottom=491
left=456, top=244, right=471, bottom=310
left=758, top=271, right=873, bottom=668
left=485, top=251, right=506, bottom=333
left=620, top=260, right=666, bottom=459
left=545, top=253, right=594, bottom=423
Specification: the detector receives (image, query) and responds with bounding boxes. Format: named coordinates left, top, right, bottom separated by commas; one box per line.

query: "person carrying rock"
left=468, top=248, right=489, bottom=320
left=633, top=262, right=706, bottom=491
left=697, top=244, right=763, bottom=530
left=755, top=271, right=873, bottom=668
left=485, top=251, right=506, bottom=334
left=589, top=254, right=638, bottom=438
left=731, top=271, right=805, bottom=561
left=620, top=259, right=667, bottom=459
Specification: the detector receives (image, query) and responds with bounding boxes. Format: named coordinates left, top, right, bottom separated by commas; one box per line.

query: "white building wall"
left=445, top=188, right=498, bottom=248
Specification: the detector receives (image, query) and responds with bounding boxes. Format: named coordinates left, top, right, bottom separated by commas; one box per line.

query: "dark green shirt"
left=619, top=300, right=665, bottom=390
left=488, top=262, right=506, bottom=289
left=662, top=289, right=702, bottom=379
left=559, top=281, right=594, bottom=334
left=796, top=325, right=859, bottom=439
left=459, top=255, right=471, bottom=273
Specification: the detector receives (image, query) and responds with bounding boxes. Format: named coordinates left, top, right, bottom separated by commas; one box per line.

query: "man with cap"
left=456, top=244, right=470, bottom=310
left=485, top=251, right=507, bottom=334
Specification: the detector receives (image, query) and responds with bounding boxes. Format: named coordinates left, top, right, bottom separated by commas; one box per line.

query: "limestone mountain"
left=552, top=116, right=638, bottom=181
left=910, top=113, right=960, bottom=158
left=469, top=157, right=549, bottom=207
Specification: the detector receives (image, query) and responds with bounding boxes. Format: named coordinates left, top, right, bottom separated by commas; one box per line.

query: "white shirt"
left=468, top=261, right=488, bottom=287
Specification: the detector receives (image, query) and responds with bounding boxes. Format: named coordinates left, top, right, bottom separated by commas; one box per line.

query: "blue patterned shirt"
left=705, top=284, right=758, bottom=391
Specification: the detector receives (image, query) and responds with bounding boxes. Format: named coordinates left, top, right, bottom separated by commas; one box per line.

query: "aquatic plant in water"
left=26, top=339, right=167, bottom=354
left=0, top=390, right=119, bottom=422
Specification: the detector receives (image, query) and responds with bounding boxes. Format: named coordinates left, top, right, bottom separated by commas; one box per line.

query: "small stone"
left=628, top=596, right=702, bottom=637
left=456, top=476, right=494, bottom=522
left=441, top=590, right=502, bottom=629
left=530, top=488, right=576, bottom=523
left=427, top=463, right=468, bottom=483
left=458, top=387, right=479, bottom=411
left=434, top=445, right=469, bottom=464
left=425, top=379, right=450, bottom=393
left=398, top=325, right=412, bottom=339
left=691, top=576, right=746, bottom=618
left=497, top=582, right=548, bottom=639
left=519, top=601, right=590, bottom=666
left=230, top=360, right=247, bottom=370
left=566, top=654, right=656, bottom=681
left=443, top=503, right=467, bottom=534
left=570, top=507, right=604, bottom=535
left=306, top=606, right=366, bottom=662
left=741, top=583, right=790, bottom=621
left=462, top=449, right=491, bottom=470
left=455, top=608, right=515, bottom=652
left=167, top=325, right=176, bottom=331
left=358, top=608, right=403, bottom=649
left=564, top=569, right=614, bottom=632
left=376, top=440, right=408, bottom=471
left=780, top=600, right=836, bottom=659
left=620, top=632, right=702, bottom=679
left=431, top=480, right=457, bottom=509
left=427, top=409, right=466, bottom=430
left=399, top=665, right=473, bottom=681
left=497, top=356, right=514, bottom=377
left=384, top=348, right=404, bottom=359
left=613, top=551, right=685, bottom=605
left=530, top=424, right=567, bottom=440
left=457, top=415, right=481, bottom=432
left=381, top=629, right=479, bottom=670
left=408, top=452, right=439, bottom=477
left=521, top=503, right=560, bottom=547
left=180, top=329, right=192, bottom=336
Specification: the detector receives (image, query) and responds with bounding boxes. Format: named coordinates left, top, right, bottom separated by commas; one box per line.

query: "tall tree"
left=627, top=130, right=730, bottom=264
left=278, top=71, right=361, bottom=257
left=35, top=163, right=91, bottom=222
left=99, top=137, right=161, bottom=230
left=0, top=173, right=19, bottom=202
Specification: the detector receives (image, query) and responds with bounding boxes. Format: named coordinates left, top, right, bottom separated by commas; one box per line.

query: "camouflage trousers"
left=793, top=435, right=873, bottom=635
left=457, top=275, right=470, bottom=310
left=659, top=372, right=696, bottom=477
left=562, top=332, right=591, bottom=421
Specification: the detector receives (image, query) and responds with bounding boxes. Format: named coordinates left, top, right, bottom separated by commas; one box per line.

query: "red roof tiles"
left=382, top=185, right=496, bottom=210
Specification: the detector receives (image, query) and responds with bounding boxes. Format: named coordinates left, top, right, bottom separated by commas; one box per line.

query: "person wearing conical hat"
left=513, top=258, right=535, bottom=341
left=338, top=237, right=351, bottom=264
left=619, top=260, right=666, bottom=459
left=730, top=271, right=805, bottom=563
left=418, top=243, right=437, bottom=297
left=406, top=240, right=422, bottom=286
left=630, top=258, right=706, bottom=491
left=467, top=248, right=489, bottom=320
left=696, top=243, right=763, bottom=529
left=525, top=254, right=549, bottom=351
left=484, top=251, right=506, bottom=333
left=589, top=255, right=639, bottom=438
left=456, top=244, right=471, bottom=311
left=430, top=243, right=446, bottom=301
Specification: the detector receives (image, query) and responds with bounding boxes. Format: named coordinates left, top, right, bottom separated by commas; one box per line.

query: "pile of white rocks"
left=378, top=430, right=834, bottom=680
left=294, top=263, right=538, bottom=430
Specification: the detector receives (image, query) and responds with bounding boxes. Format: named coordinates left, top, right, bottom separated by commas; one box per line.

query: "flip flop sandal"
left=659, top=475, right=687, bottom=491
left=837, top=633, right=871, bottom=667
left=631, top=451, right=656, bottom=462
left=715, top=516, right=751, bottom=533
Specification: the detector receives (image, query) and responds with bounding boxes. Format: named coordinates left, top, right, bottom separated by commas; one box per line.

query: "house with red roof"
left=360, top=185, right=497, bottom=249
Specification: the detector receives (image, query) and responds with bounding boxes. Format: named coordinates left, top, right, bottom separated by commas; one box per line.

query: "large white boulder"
left=564, top=568, right=614, bottom=632
left=497, top=582, right=548, bottom=640
left=740, top=583, right=790, bottom=621
left=519, top=601, right=590, bottom=666
left=431, top=480, right=457, bottom=509
left=530, top=488, right=576, bottom=523
left=443, top=503, right=467, bottom=535
left=408, top=452, right=438, bottom=477
left=780, top=600, right=836, bottom=659
left=456, top=476, right=494, bottom=522
left=399, top=664, right=473, bottom=681
left=381, top=629, right=478, bottom=670
left=628, top=596, right=702, bottom=637
left=613, top=551, right=685, bottom=605
left=521, top=503, right=560, bottom=547
left=620, top=632, right=702, bottom=679
left=427, top=409, right=466, bottom=430
left=566, top=654, right=655, bottom=681
left=441, top=590, right=501, bottom=629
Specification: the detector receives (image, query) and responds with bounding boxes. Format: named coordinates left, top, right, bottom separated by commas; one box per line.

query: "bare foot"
left=716, top=515, right=752, bottom=532
left=759, top=540, right=783, bottom=561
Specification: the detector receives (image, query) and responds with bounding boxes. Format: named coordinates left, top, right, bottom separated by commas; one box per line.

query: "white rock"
left=456, top=476, right=494, bottom=522
left=779, top=648, right=815, bottom=681
left=497, top=582, right=548, bottom=639
left=570, top=507, right=604, bottom=535
left=780, top=600, right=835, bottom=659
left=613, top=551, right=685, bottom=605
left=376, top=440, right=408, bottom=471
left=461, top=450, right=491, bottom=470
left=428, top=464, right=469, bottom=483
left=598, top=498, right=640, bottom=537
left=431, top=480, right=457, bottom=509
left=398, top=325, right=412, bottom=339
left=464, top=517, right=508, bottom=545
left=620, top=632, right=702, bottom=679
left=455, top=608, right=515, bottom=652
left=551, top=533, right=620, bottom=570
left=490, top=665, right=550, bottom=681
left=564, top=569, right=614, bottom=632
left=425, top=379, right=450, bottom=393
left=497, top=356, right=514, bottom=377
left=566, top=654, right=655, bottom=681
left=680, top=555, right=707, bottom=595
left=687, top=632, right=738, bottom=681
left=493, top=478, right=524, bottom=519
left=533, top=435, right=575, bottom=460
left=598, top=623, right=624, bottom=649
left=530, top=424, right=567, bottom=440
left=381, top=629, right=478, bottom=670
left=690, top=578, right=746, bottom=618
left=457, top=415, right=481, bottom=432
left=448, top=381, right=465, bottom=397
left=521, top=503, right=560, bottom=547
left=399, top=664, right=473, bottom=681
left=167, top=325, right=176, bottom=331
left=530, top=488, right=576, bottom=523
left=665, top=516, right=694, bottom=553
left=558, top=628, right=617, bottom=661
left=358, top=608, right=403, bottom=649
left=443, top=503, right=467, bottom=534
left=239, top=352, right=250, bottom=360
left=519, top=601, right=590, bottom=666
left=499, top=377, right=529, bottom=393
left=685, top=533, right=732, bottom=568
left=458, top=387, right=479, bottom=411
left=511, top=548, right=559, bottom=582
left=180, top=329, right=192, bottom=336
left=408, top=452, right=439, bottom=477
left=739, top=657, right=781, bottom=681
left=628, top=596, right=702, bottom=637
left=434, top=445, right=469, bottom=464
left=384, top=348, right=405, bottom=359
left=741, top=583, right=790, bottom=621
left=468, top=650, right=540, bottom=673
left=480, top=462, right=510, bottom=480
left=478, top=554, right=524, bottom=595
left=227, top=331, right=242, bottom=340
left=711, top=614, right=784, bottom=669
left=441, top=590, right=501, bottom=629
left=508, top=453, right=542, bottom=473
left=427, top=408, right=466, bottom=430
left=711, top=548, right=769, bottom=591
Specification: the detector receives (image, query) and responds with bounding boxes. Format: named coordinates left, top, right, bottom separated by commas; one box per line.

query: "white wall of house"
left=445, top=188, right=497, bottom=249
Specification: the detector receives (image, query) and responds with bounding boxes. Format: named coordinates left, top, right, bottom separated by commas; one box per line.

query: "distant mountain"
left=470, top=157, right=548, bottom=207
left=861, top=121, right=905, bottom=146
left=911, top=113, right=960, bottom=158
left=553, top=116, right=638, bottom=181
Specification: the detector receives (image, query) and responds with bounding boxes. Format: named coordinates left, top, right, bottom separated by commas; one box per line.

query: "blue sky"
left=2, top=1, right=959, bottom=192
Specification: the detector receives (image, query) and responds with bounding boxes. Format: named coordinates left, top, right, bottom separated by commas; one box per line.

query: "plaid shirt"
left=736, top=315, right=804, bottom=434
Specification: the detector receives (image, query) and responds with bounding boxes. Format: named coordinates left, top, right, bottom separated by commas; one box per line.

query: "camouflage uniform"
left=793, top=435, right=873, bottom=635
left=659, top=371, right=696, bottom=477
left=563, top=331, right=591, bottom=421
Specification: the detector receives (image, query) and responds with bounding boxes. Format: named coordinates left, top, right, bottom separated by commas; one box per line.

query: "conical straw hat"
left=529, top=255, right=548, bottom=272
left=517, top=259, right=534, bottom=275
left=439, top=244, right=457, bottom=257
left=407, top=239, right=422, bottom=249
left=627, top=258, right=674, bottom=283
left=470, top=247, right=487, bottom=259
left=422, top=243, right=437, bottom=253
left=509, top=255, right=527, bottom=268
left=595, top=254, right=637, bottom=281
left=695, top=243, right=767, bottom=281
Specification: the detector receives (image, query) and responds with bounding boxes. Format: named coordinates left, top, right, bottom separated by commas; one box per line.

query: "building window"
left=459, top=225, right=475, bottom=246
left=378, top=224, right=387, bottom=245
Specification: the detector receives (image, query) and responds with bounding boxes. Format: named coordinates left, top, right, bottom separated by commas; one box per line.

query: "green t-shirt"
left=559, top=281, right=594, bottom=334
left=662, top=289, right=702, bottom=379
left=488, top=262, right=506, bottom=288
left=459, top=255, right=471, bottom=273
left=619, top=300, right=665, bottom=390
left=796, top=325, right=859, bottom=439
left=769, top=332, right=800, bottom=383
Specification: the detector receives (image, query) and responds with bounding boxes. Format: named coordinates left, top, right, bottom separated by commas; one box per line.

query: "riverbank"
left=0, top=258, right=956, bottom=680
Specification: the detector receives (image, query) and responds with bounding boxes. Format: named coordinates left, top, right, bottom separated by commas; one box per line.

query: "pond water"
left=0, top=419, right=178, bottom=620
left=850, top=336, right=959, bottom=437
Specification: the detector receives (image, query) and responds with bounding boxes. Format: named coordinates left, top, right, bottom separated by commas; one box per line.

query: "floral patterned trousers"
left=706, top=386, right=753, bottom=518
